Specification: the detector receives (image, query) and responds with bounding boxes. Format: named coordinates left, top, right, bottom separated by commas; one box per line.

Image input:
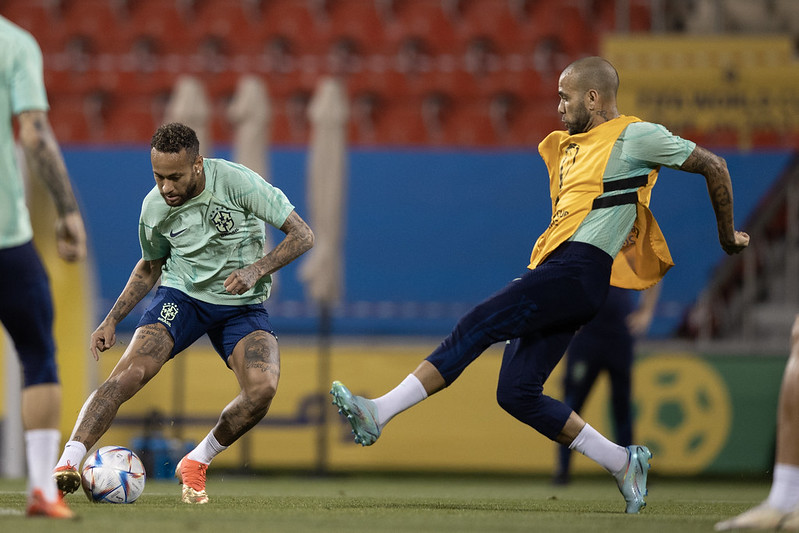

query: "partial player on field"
left=715, top=314, right=799, bottom=531
left=0, top=15, right=87, bottom=520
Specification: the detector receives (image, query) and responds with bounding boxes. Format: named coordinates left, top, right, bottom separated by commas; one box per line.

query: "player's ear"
left=194, top=156, right=203, bottom=175
left=586, top=89, right=598, bottom=110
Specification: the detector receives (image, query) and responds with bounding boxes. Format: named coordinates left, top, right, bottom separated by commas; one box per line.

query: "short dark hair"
left=564, top=56, right=619, bottom=99
left=151, top=123, right=200, bottom=160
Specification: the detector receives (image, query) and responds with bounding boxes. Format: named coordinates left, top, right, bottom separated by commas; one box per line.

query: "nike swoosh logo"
left=169, top=228, right=188, bottom=238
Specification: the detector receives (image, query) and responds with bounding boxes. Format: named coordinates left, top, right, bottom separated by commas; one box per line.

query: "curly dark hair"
left=151, top=123, right=200, bottom=160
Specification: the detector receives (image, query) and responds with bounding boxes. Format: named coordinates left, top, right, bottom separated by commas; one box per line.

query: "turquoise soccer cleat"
left=614, top=445, right=652, bottom=514
left=330, top=380, right=381, bottom=446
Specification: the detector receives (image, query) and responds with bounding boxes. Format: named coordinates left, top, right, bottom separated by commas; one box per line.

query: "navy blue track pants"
left=557, top=286, right=635, bottom=475
left=425, top=241, right=613, bottom=440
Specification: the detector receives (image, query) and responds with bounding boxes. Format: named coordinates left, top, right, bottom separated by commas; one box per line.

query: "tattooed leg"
left=68, top=323, right=173, bottom=448
left=213, top=331, right=280, bottom=446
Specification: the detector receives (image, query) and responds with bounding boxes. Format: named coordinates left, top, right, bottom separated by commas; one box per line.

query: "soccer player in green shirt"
left=0, top=15, right=87, bottom=519
left=54, top=123, right=314, bottom=504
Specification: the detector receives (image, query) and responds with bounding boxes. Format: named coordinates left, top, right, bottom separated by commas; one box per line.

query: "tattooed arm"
left=17, top=110, right=87, bottom=262
left=224, top=210, right=315, bottom=295
left=680, top=145, right=750, bottom=255
left=90, top=257, right=166, bottom=359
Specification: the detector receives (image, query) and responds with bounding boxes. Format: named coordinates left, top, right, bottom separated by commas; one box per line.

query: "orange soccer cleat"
left=175, top=456, right=209, bottom=504
left=26, top=489, right=76, bottom=519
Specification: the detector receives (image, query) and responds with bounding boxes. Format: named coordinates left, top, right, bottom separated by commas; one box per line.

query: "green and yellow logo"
left=634, top=353, right=731, bottom=474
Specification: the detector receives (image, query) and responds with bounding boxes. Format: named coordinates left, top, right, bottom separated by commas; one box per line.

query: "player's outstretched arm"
left=17, top=109, right=87, bottom=262
left=90, top=257, right=165, bottom=360
left=627, top=284, right=662, bottom=336
left=224, top=210, right=314, bottom=295
left=679, top=145, right=750, bottom=255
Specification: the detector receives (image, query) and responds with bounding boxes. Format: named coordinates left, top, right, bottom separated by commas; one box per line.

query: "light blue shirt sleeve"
left=0, top=17, right=49, bottom=248
left=138, top=189, right=171, bottom=261
left=620, top=122, right=696, bottom=169
left=222, top=161, right=295, bottom=229
left=10, top=30, right=49, bottom=114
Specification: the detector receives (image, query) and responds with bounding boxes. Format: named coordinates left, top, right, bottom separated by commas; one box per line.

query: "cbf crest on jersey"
left=158, top=302, right=179, bottom=327
left=210, top=207, right=238, bottom=235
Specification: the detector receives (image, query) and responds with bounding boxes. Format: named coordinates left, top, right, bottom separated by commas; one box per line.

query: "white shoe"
left=779, top=508, right=799, bottom=530
left=714, top=502, right=787, bottom=531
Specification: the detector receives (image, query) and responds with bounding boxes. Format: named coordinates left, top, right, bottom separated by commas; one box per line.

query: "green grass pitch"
left=0, top=473, right=770, bottom=532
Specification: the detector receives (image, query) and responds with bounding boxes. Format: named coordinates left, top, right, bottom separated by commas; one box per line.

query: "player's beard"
left=565, top=102, right=591, bottom=135
left=162, top=176, right=200, bottom=206
left=183, top=178, right=200, bottom=201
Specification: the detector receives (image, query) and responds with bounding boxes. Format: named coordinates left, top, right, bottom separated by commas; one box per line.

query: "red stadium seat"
left=1, top=0, right=66, bottom=50
left=373, top=97, right=427, bottom=145
left=47, top=92, right=92, bottom=143
left=383, top=0, right=459, bottom=54
left=324, top=0, right=387, bottom=52
left=258, top=0, right=322, bottom=54
left=7, top=0, right=635, bottom=146
left=58, top=0, right=129, bottom=54
left=101, top=94, right=166, bottom=144
left=122, top=0, right=195, bottom=55
left=447, top=0, right=525, bottom=54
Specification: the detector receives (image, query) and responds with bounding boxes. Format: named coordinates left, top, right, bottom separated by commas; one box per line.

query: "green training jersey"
left=569, top=121, right=696, bottom=258
left=0, top=16, right=49, bottom=249
left=139, top=158, right=295, bottom=305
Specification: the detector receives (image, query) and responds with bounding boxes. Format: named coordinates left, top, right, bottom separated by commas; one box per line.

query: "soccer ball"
left=81, top=446, right=146, bottom=503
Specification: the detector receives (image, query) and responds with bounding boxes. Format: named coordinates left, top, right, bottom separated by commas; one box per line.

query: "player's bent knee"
left=249, top=380, right=278, bottom=406
left=496, top=385, right=534, bottom=418
left=105, top=364, right=153, bottom=399
left=496, top=394, right=521, bottom=418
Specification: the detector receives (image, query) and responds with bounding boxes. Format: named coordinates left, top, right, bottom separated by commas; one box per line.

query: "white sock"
left=187, top=431, right=227, bottom=465
left=372, top=374, right=428, bottom=430
left=55, top=440, right=87, bottom=470
left=569, top=423, right=628, bottom=475
left=768, top=463, right=799, bottom=511
left=25, top=429, right=61, bottom=502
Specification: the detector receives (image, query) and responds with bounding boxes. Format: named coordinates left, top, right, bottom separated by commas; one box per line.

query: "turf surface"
left=0, top=473, right=770, bottom=532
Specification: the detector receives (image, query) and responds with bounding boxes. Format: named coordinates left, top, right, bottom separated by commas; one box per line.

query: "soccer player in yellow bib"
left=331, top=56, right=749, bottom=514
left=53, top=123, right=314, bottom=504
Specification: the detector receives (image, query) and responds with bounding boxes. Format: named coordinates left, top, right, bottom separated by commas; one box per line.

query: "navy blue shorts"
left=0, top=241, right=58, bottom=386
left=137, top=286, right=276, bottom=365
left=427, top=241, right=612, bottom=385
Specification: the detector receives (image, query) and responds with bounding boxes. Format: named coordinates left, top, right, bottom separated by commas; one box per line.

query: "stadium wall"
left=64, top=146, right=793, bottom=338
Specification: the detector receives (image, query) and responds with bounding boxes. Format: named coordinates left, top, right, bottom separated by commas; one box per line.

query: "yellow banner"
left=603, top=35, right=799, bottom=148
